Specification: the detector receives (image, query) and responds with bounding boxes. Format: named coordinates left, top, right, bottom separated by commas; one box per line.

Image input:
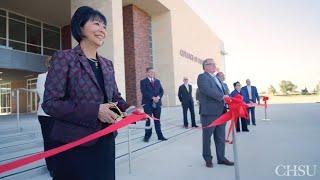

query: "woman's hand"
left=98, top=103, right=118, bottom=124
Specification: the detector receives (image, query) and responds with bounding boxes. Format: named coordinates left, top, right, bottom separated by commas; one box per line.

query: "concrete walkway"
left=116, top=103, right=320, bottom=180
left=1, top=103, right=319, bottom=179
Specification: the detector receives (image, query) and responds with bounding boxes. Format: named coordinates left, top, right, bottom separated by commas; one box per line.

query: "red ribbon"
left=205, top=94, right=249, bottom=144
left=248, top=96, right=269, bottom=109
left=0, top=112, right=149, bottom=174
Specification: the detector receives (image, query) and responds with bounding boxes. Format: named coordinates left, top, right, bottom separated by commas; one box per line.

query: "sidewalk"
left=117, top=103, right=320, bottom=180
left=2, top=103, right=319, bottom=180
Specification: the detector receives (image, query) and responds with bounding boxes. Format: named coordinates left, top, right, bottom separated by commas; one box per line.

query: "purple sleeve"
left=42, top=51, right=100, bottom=129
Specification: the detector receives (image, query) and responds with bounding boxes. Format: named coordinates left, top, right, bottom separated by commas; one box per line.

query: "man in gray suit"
left=197, top=58, right=234, bottom=168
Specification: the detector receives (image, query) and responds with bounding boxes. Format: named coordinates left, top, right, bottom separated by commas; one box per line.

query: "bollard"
left=261, top=106, right=270, bottom=121
left=127, top=123, right=152, bottom=174
left=16, top=89, right=22, bottom=132
left=233, top=128, right=240, bottom=180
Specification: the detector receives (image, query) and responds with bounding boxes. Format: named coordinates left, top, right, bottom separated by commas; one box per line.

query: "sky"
left=185, top=0, right=320, bottom=92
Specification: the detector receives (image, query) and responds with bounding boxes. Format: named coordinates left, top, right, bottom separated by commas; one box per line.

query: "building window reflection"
left=0, top=8, right=61, bottom=56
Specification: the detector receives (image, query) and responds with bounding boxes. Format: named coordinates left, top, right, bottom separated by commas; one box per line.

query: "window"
left=0, top=16, right=6, bottom=38
left=0, top=83, right=11, bottom=115
left=9, top=19, right=25, bottom=42
left=0, top=9, right=6, bottom=16
left=27, top=24, right=41, bottom=45
left=27, top=78, right=37, bottom=113
left=9, top=41, right=25, bottom=51
left=0, top=9, right=61, bottom=55
left=43, top=23, right=61, bottom=56
left=9, top=19, right=26, bottom=50
left=27, top=20, right=41, bottom=54
left=43, top=29, right=60, bottom=49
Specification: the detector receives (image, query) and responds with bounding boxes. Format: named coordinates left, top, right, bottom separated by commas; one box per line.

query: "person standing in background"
left=36, top=57, right=56, bottom=177
left=140, top=67, right=167, bottom=142
left=241, top=79, right=260, bottom=125
left=178, top=77, right=198, bottom=128
left=217, top=72, right=230, bottom=95
left=230, top=81, right=249, bottom=132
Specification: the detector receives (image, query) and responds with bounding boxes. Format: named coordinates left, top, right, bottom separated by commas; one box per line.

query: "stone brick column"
left=123, top=5, right=152, bottom=105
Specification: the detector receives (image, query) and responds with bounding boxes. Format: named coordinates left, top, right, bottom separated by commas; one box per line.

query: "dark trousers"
left=53, top=134, right=115, bottom=180
left=182, top=101, right=196, bottom=126
left=144, top=105, right=164, bottom=139
left=247, top=107, right=256, bottom=125
left=201, top=115, right=226, bottom=162
left=38, top=116, right=57, bottom=172
left=236, top=118, right=248, bottom=131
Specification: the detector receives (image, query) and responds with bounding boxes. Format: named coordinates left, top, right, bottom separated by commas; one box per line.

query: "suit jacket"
left=197, top=72, right=225, bottom=116
left=222, top=82, right=230, bottom=95
left=140, top=78, right=164, bottom=108
left=178, top=84, right=193, bottom=105
left=42, top=45, right=129, bottom=146
left=240, top=85, right=260, bottom=103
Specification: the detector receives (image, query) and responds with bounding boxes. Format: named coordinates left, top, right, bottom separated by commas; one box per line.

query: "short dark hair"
left=202, top=58, right=215, bottom=70
left=146, top=67, right=154, bottom=72
left=71, top=6, right=107, bottom=43
left=233, top=81, right=240, bottom=88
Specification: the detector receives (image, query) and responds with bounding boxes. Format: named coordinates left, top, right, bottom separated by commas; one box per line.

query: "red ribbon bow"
left=262, top=96, right=269, bottom=109
left=206, top=94, right=249, bottom=144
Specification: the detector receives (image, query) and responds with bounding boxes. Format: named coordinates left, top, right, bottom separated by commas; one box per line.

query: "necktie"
left=214, top=76, right=225, bottom=94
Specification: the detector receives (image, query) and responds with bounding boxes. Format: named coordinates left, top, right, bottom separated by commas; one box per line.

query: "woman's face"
left=81, top=19, right=106, bottom=47
left=235, top=83, right=241, bottom=91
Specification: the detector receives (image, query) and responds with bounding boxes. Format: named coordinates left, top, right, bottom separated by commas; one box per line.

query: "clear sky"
left=185, top=0, right=320, bottom=92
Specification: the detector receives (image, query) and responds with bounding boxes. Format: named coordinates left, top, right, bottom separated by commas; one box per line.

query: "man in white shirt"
left=36, top=58, right=56, bottom=177
left=240, top=79, right=260, bottom=125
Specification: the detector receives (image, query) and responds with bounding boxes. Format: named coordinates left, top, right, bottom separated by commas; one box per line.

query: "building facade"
left=0, top=0, right=226, bottom=115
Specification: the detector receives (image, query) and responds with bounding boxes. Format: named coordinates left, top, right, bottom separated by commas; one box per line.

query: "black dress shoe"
left=143, top=137, right=150, bottom=142
left=158, top=137, right=168, bottom=141
left=205, top=161, right=213, bottom=168
left=192, top=125, right=199, bottom=128
left=184, top=125, right=188, bottom=129
left=242, top=129, right=250, bottom=132
left=218, top=159, right=234, bottom=166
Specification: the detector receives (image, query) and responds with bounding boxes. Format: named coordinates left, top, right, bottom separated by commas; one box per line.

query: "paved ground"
left=1, top=103, right=320, bottom=180
left=116, top=103, right=320, bottom=180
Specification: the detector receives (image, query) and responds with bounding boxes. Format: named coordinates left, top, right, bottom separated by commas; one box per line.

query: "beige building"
left=0, top=0, right=226, bottom=115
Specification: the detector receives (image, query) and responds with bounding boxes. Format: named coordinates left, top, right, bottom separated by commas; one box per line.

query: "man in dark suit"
left=140, top=67, right=167, bottom=142
left=178, top=77, right=198, bottom=128
left=197, top=58, right=234, bottom=168
left=240, top=79, right=260, bottom=125
left=217, top=72, right=230, bottom=95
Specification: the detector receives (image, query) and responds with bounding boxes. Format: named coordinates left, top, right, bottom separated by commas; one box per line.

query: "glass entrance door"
left=27, top=78, right=37, bottom=112
left=0, top=83, right=12, bottom=115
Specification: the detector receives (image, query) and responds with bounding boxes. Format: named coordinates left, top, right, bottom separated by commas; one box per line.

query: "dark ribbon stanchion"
left=205, top=94, right=249, bottom=144
left=261, top=96, right=270, bottom=121
left=0, top=112, right=150, bottom=174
